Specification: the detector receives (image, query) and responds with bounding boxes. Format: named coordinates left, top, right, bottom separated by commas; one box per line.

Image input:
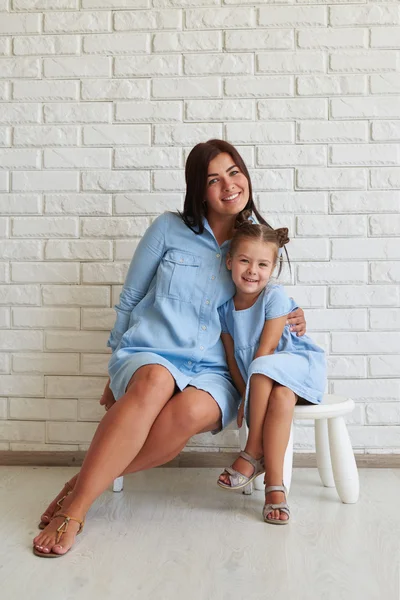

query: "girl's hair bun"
left=234, top=209, right=253, bottom=229
left=275, top=227, right=290, bottom=248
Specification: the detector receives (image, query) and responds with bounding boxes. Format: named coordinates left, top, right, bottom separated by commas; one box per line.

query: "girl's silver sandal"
left=263, top=484, right=290, bottom=525
left=217, top=451, right=264, bottom=491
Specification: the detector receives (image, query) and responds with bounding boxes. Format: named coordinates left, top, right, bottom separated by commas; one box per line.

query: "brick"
left=9, top=397, right=77, bottom=422
left=82, top=171, right=150, bottom=193
left=10, top=443, right=79, bottom=451
left=371, top=168, right=400, bottom=189
left=186, top=99, right=253, bottom=121
left=115, top=101, right=181, bottom=123
left=184, top=53, right=252, bottom=76
left=82, top=262, right=129, bottom=284
left=297, top=27, right=366, bottom=49
left=83, top=0, right=148, bottom=6
left=369, top=215, right=400, bottom=236
left=0, top=353, right=10, bottom=374
left=114, top=194, right=182, bottom=215
left=80, top=354, right=109, bottom=376
left=81, top=79, right=148, bottom=101
left=13, top=125, right=79, bottom=147
left=297, top=168, right=366, bottom=190
left=297, top=75, right=366, bottom=96
left=332, top=379, right=400, bottom=402
left=154, top=0, right=218, bottom=5
left=0, top=331, right=43, bottom=351
left=45, top=11, right=111, bottom=33
left=257, top=52, right=324, bottom=74
left=0, top=308, right=10, bottom=328
left=0, top=420, right=45, bottom=442
left=152, top=77, right=220, bottom=99
left=12, top=171, right=76, bottom=192
left=82, top=216, right=149, bottom=238
left=330, top=285, right=399, bottom=308
left=259, top=5, right=326, bottom=27
left=45, top=331, right=109, bottom=353
left=47, top=421, right=98, bottom=443
left=258, top=98, right=326, bottom=120
left=282, top=286, right=326, bottom=308
left=42, top=285, right=110, bottom=306
left=0, top=218, right=9, bottom=238
left=258, top=145, right=326, bottom=167
left=370, top=27, right=400, bottom=49
left=13, top=35, right=79, bottom=56
left=186, top=7, right=253, bottom=29
left=83, top=32, right=148, bottom=55
left=114, top=55, right=180, bottom=77
left=152, top=170, right=185, bottom=192
left=46, top=376, right=107, bottom=398
left=0, top=195, right=41, bottom=215
left=0, top=38, right=11, bottom=56
left=224, top=76, right=292, bottom=98
left=0, top=82, right=9, bottom=101
left=44, top=194, right=111, bottom=216
left=307, top=308, right=367, bottom=331
left=13, top=81, right=79, bottom=105
left=284, top=238, right=329, bottom=261
left=1, top=103, right=40, bottom=124
left=327, top=356, right=366, bottom=379
left=0, top=262, right=8, bottom=283
left=44, top=102, right=111, bottom=123
left=297, top=262, right=367, bottom=284
left=0, top=149, right=40, bottom=169
left=330, top=51, right=397, bottom=73
left=0, top=285, right=40, bottom=305
left=12, top=307, right=80, bottom=329
left=0, top=171, right=9, bottom=191
left=225, top=29, right=293, bottom=51
left=226, top=123, right=294, bottom=145
left=114, top=240, right=139, bottom=261
left=330, top=144, right=400, bottom=167
left=298, top=121, right=368, bottom=143
left=332, top=238, right=400, bottom=260
left=330, top=5, right=400, bottom=27
left=44, top=56, right=111, bottom=78
left=0, top=14, right=40, bottom=34
left=12, top=353, right=79, bottom=374
left=154, top=124, right=221, bottom=146
left=12, top=217, right=78, bottom=238
left=114, top=10, right=181, bottom=31
left=365, top=402, right=400, bottom=425
left=372, top=121, right=400, bottom=141
left=114, top=147, right=181, bottom=169
left=44, top=148, right=111, bottom=169
left=45, top=239, right=112, bottom=261
left=370, top=309, right=400, bottom=331
left=0, top=58, right=40, bottom=78
left=370, top=73, right=400, bottom=94
left=331, top=97, right=400, bottom=119
left=81, top=310, right=115, bottom=331
left=331, top=191, right=400, bottom=214
left=11, top=262, right=79, bottom=284
left=0, top=127, right=10, bottom=145
left=258, top=192, right=327, bottom=214
left=371, top=262, right=400, bottom=283
left=154, top=31, right=220, bottom=52
left=250, top=169, right=294, bottom=192
left=332, top=332, right=400, bottom=354
left=78, top=399, right=104, bottom=421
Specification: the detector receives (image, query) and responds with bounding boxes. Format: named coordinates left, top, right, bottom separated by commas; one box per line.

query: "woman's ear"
left=226, top=253, right=232, bottom=270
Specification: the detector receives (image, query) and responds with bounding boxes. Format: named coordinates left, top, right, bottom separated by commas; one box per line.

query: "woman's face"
left=204, top=152, right=249, bottom=221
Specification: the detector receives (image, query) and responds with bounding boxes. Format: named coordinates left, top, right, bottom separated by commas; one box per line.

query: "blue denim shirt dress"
left=107, top=211, right=240, bottom=430
left=218, top=284, right=326, bottom=420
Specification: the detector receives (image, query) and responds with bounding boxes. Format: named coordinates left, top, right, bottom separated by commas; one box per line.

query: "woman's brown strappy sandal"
left=38, top=481, right=73, bottom=530
left=33, top=513, right=85, bottom=558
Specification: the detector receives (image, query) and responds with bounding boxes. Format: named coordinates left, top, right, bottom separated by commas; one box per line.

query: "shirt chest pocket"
left=156, top=250, right=201, bottom=303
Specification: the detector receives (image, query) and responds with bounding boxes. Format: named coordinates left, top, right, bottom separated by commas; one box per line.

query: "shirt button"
left=211, top=275, right=215, bottom=280
left=201, top=325, right=207, bottom=331
left=188, top=361, right=192, bottom=366
left=216, top=253, right=221, bottom=258
left=205, top=300, right=210, bottom=305
left=200, top=346, right=204, bottom=351
left=180, top=258, right=184, bottom=263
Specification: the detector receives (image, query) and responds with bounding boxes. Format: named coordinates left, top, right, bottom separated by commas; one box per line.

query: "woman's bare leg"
left=219, top=374, right=274, bottom=485
left=263, top=384, right=297, bottom=521
left=34, top=386, right=221, bottom=554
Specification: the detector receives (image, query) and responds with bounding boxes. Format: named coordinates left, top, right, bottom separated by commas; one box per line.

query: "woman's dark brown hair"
left=179, top=139, right=271, bottom=234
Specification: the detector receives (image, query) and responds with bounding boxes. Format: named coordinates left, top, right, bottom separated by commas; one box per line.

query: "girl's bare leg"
left=263, top=384, right=297, bottom=521
left=34, top=385, right=221, bottom=554
left=219, top=374, right=274, bottom=485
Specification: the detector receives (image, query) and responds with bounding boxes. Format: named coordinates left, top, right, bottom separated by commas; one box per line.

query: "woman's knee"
left=127, top=365, right=175, bottom=401
left=169, top=390, right=221, bottom=435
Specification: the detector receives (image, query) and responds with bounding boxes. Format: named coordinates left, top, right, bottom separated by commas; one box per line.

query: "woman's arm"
left=221, top=332, right=246, bottom=398
left=107, top=214, right=166, bottom=352
left=286, top=307, right=306, bottom=337
left=254, top=315, right=288, bottom=359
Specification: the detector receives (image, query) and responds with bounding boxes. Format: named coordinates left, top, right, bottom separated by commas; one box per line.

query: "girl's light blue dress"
left=218, top=284, right=326, bottom=419
left=107, top=211, right=240, bottom=431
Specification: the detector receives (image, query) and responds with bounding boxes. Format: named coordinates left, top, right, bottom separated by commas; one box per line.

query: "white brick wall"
left=0, top=1, right=399, bottom=455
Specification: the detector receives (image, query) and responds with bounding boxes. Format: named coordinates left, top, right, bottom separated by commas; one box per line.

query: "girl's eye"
left=260, top=263, right=268, bottom=267
left=240, top=259, right=248, bottom=263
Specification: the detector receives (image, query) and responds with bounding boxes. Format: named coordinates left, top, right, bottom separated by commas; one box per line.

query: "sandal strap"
left=224, top=467, right=249, bottom=485
left=264, top=502, right=290, bottom=517
left=53, top=513, right=85, bottom=544
left=265, top=484, right=287, bottom=495
left=239, top=451, right=264, bottom=471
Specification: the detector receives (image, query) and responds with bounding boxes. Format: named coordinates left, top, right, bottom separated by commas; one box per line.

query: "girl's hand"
left=237, top=401, right=245, bottom=428
left=287, top=306, right=306, bottom=337
left=99, top=378, right=116, bottom=411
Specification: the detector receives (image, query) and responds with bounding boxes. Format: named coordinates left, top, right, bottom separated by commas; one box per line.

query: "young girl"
left=217, top=212, right=326, bottom=525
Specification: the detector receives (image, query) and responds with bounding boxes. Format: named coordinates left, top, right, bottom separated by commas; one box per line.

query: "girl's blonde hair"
left=230, top=210, right=290, bottom=277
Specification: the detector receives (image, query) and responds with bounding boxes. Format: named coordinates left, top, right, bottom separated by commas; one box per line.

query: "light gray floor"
left=1, top=466, right=399, bottom=600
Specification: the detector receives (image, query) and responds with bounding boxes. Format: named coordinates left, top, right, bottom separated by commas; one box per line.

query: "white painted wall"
left=0, top=0, right=399, bottom=454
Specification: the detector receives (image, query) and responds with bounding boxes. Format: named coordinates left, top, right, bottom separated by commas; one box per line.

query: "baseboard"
left=0, top=451, right=399, bottom=468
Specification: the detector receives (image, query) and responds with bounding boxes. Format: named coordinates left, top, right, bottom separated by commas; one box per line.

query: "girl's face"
left=227, top=238, right=277, bottom=297
left=205, top=152, right=249, bottom=221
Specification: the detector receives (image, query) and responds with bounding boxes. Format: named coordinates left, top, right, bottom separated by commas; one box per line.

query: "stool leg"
left=315, top=419, right=335, bottom=488
left=283, top=422, right=294, bottom=495
left=239, top=421, right=253, bottom=495
left=328, top=416, right=359, bottom=504
left=113, top=476, right=124, bottom=492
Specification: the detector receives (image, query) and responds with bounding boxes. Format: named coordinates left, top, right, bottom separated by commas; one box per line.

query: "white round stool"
left=252, top=394, right=360, bottom=504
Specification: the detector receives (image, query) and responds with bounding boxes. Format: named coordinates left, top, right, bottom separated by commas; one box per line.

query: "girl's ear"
left=226, top=253, right=232, bottom=271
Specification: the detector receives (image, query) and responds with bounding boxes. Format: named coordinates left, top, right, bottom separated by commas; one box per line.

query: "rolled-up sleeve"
left=107, top=213, right=166, bottom=352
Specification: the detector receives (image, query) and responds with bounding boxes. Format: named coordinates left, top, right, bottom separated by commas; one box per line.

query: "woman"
left=33, top=140, right=306, bottom=556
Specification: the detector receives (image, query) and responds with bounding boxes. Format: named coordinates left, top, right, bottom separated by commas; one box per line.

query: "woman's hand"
left=237, top=401, right=245, bottom=428
left=99, top=378, right=116, bottom=411
left=287, top=307, right=306, bottom=337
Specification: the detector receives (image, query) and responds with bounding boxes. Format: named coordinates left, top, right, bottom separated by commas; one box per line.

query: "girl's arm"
left=254, top=315, right=288, bottom=359
left=221, top=332, right=246, bottom=398
left=107, top=214, right=166, bottom=352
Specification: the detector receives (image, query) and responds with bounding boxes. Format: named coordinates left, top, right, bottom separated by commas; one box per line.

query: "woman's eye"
left=231, top=170, right=239, bottom=176
left=208, top=178, right=218, bottom=186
